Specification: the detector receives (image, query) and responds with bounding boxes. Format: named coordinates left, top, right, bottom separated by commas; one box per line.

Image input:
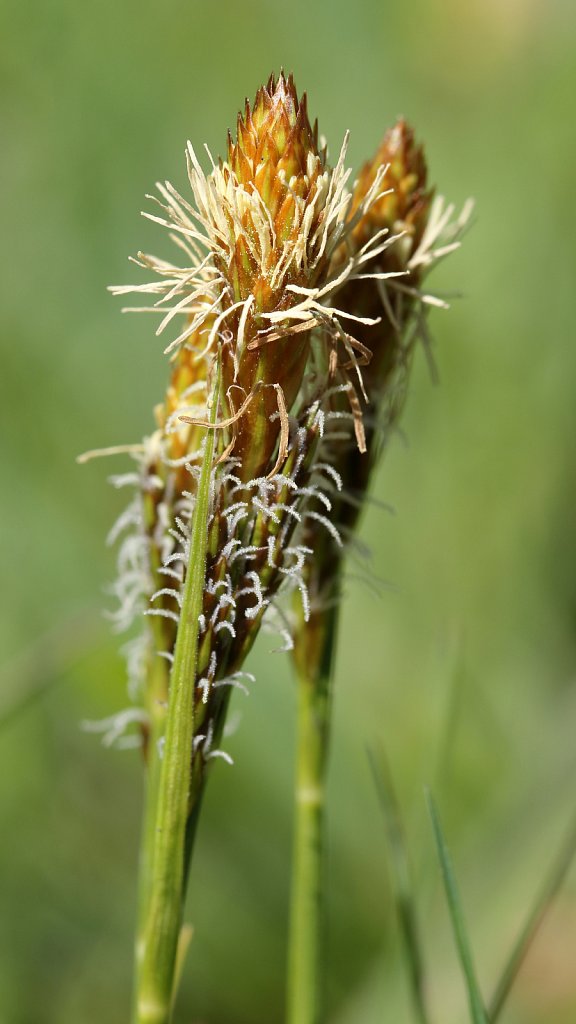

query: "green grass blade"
left=135, top=362, right=220, bottom=1024
left=286, top=603, right=339, bottom=1024
left=368, top=747, right=430, bottom=1024
left=488, top=809, right=576, bottom=1022
left=426, top=790, right=488, bottom=1024
left=433, top=636, right=467, bottom=797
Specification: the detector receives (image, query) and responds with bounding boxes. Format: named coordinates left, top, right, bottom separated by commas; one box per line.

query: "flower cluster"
left=291, top=120, right=472, bottom=673
left=99, top=73, right=469, bottom=796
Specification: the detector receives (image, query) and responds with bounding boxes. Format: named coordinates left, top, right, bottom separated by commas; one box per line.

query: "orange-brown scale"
left=295, top=120, right=434, bottom=626
left=215, top=74, right=330, bottom=480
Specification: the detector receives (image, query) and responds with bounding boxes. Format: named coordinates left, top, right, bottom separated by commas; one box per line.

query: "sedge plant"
left=83, top=72, right=428, bottom=1023
left=287, top=121, right=472, bottom=1023
left=81, top=72, right=473, bottom=1024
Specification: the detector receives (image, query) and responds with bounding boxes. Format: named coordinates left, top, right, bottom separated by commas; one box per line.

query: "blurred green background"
left=1, top=0, right=576, bottom=1021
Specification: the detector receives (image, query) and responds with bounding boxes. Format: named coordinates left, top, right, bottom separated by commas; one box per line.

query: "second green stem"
left=287, top=599, right=339, bottom=1024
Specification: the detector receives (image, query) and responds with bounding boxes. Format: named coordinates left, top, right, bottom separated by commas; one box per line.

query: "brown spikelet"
left=216, top=73, right=329, bottom=478
left=112, top=73, right=412, bottom=484
left=293, top=118, right=470, bottom=654
left=350, top=118, right=432, bottom=260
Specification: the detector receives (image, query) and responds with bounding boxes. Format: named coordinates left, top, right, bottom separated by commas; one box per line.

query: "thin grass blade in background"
left=488, top=808, right=576, bottom=1022
left=369, top=747, right=431, bottom=1024
left=433, top=635, right=467, bottom=798
left=426, top=790, right=489, bottom=1024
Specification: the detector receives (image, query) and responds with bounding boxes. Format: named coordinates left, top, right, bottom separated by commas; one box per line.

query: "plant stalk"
left=133, top=365, right=220, bottom=1024
left=133, top=648, right=169, bottom=1015
left=287, top=597, right=339, bottom=1024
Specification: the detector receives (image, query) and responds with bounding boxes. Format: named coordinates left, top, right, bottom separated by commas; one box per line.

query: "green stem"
left=488, top=810, right=576, bottom=1022
left=287, top=599, right=339, bottom=1024
left=134, top=365, right=220, bottom=1024
left=133, top=648, right=169, bottom=1018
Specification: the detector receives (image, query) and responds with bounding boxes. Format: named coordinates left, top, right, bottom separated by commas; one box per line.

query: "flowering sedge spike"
left=104, top=70, right=400, bottom=786
left=101, top=77, right=415, bottom=774
left=111, top=72, right=399, bottom=482
left=88, top=73, right=412, bottom=1021
left=109, top=333, right=327, bottom=779
left=293, top=119, right=474, bottom=645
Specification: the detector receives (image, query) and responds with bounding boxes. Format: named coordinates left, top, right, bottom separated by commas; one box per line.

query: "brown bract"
left=228, top=73, right=322, bottom=256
